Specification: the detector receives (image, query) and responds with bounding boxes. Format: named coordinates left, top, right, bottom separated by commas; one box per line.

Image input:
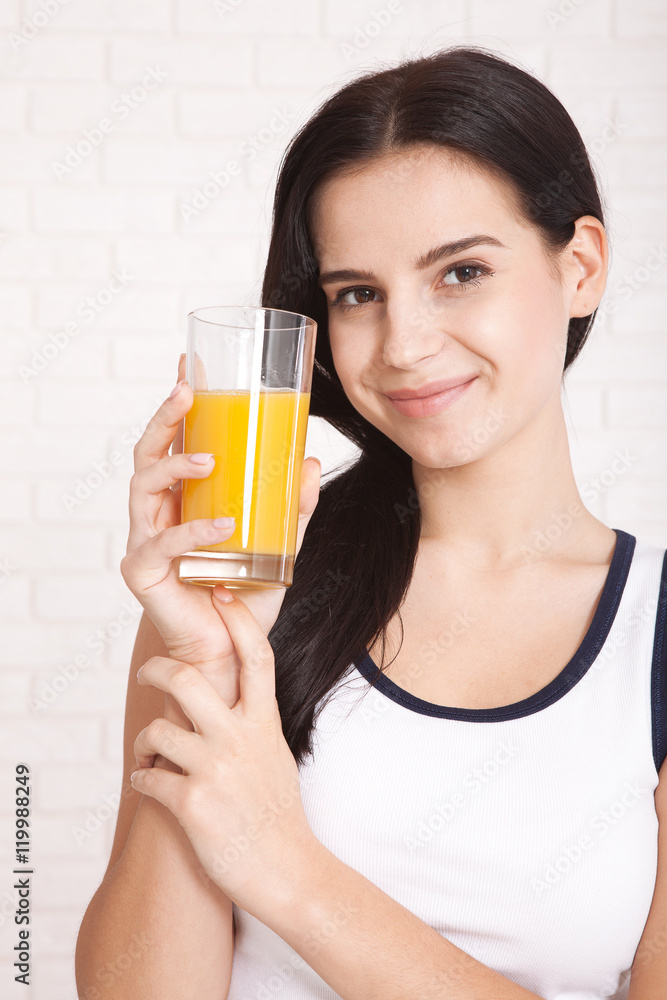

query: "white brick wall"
left=0, top=3, right=665, bottom=997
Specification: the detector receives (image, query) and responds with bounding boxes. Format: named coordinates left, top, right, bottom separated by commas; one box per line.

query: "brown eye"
left=442, top=264, right=484, bottom=286
left=332, top=287, right=379, bottom=310
left=351, top=289, right=376, bottom=304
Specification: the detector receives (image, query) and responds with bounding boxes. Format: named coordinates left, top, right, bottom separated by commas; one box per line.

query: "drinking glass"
left=178, top=305, right=317, bottom=589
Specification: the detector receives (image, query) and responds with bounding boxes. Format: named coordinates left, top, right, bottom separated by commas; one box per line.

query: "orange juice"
left=181, top=388, right=310, bottom=569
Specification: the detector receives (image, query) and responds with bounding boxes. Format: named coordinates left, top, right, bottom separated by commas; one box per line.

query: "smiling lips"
left=384, top=375, right=478, bottom=417
left=385, top=373, right=478, bottom=400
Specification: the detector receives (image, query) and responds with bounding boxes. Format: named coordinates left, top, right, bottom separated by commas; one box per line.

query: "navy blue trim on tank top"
left=651, top=549, right=667, bottom=774
left=353, top=528, right=636, bottom=723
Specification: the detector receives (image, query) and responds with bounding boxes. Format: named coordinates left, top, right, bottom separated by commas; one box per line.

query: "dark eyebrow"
left=317, top=234, right=507, bottom=287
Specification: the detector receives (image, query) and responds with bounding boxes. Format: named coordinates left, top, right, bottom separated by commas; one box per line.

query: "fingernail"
left=189, top=453, right=213, bottom=465
left=169, top=379, right=186, bottom=399
left=213, top=585, right=234, bottom=603
left=212, top=516, right=235, bottom=528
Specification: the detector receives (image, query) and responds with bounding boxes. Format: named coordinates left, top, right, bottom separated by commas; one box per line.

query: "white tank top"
left=228, top=529, right=667, bottom=999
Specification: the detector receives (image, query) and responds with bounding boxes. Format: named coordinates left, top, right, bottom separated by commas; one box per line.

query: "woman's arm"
left=253, top=835, right=542, bottom=1000
left=628, top=757, right=667, bottom=997
left=267, top=764, right=667, bottom=1000
left=74, top=612, right=235, bottom=1000
left=129, top=598, right=542, bottom=1000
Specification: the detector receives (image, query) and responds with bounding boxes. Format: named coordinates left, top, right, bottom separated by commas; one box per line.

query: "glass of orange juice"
left=177, top=305, right=317, bottom=589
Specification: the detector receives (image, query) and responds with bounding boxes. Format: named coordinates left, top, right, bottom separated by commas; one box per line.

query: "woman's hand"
left=120, top=354, right=321, bottom=708
left=129, top=590, right=321, bottom=916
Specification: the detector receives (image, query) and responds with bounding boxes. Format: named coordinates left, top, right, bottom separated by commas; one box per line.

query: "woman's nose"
left=381, top=296, right=445, bottom=368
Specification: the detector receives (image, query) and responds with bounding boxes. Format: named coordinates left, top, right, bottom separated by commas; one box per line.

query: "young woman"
left=75, top=47, right=667, bottom=999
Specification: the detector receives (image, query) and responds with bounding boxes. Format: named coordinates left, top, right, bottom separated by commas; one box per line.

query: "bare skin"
left=367, top=536, right=617, bottom=708
left=77, top=142, right=667, bottom=999
left=311, top=144, right=615, bottom=708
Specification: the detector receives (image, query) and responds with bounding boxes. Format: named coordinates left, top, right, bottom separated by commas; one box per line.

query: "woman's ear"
left=564, top=215, right=609, bottom=318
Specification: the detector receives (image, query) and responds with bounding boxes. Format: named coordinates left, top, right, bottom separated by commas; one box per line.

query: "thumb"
left=295, top=456, right=321, bottom=557
left=171, top=353, right=186, bottom=458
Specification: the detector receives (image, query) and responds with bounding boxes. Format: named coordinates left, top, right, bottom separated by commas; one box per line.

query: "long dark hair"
left=263, top=45, right=605, bottom=766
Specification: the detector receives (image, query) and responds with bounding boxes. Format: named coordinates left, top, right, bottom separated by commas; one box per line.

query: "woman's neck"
left=412, top=394, right=610, bottom=572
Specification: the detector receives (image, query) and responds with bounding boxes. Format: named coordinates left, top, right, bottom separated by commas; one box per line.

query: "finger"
left=121, top=517, right=236, bottom=591
left=171, top=353, right=186, bottom=458
left=129, top=452, right=216, bottom=526
left=134, top=378, right=194, bottom=474
left=209, top=594, right=276, bottom=717
left=193, top=349, right=208, bottom=391
left=134, top=715, right=201, bottom=771
left=130, top=764, right=184, bottom=813
left=137, top=656, right=230, bottom=736
left=295, top=456, right=321, bottom=557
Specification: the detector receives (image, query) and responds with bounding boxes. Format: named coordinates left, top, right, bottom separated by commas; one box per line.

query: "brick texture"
left=0, top=4, right=665, bottom=999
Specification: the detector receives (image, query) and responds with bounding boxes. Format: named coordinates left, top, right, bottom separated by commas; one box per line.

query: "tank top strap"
left=652, top=548, right=667, bottom=774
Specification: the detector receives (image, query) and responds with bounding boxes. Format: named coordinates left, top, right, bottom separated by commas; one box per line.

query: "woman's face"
left=310, top=146, right=581, bottom=469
